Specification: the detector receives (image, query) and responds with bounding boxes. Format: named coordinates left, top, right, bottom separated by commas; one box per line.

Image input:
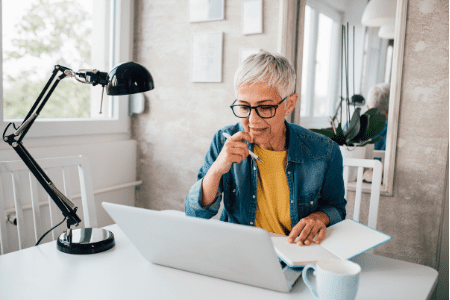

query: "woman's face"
left=236, top=81, right=297, bottom=148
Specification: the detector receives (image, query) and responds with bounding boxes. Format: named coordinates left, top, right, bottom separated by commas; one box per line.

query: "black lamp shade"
left=106, top=62, right=154, bottom=96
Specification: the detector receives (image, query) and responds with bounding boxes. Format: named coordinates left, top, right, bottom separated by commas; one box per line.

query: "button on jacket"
left=185, top=121, right=347, bottom=232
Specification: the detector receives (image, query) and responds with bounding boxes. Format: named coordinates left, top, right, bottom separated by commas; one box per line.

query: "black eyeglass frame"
left=230, top=96, right=288, bottom=119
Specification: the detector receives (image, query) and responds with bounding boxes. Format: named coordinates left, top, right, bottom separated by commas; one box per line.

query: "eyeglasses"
left=230, top=97, right=288, bottom=119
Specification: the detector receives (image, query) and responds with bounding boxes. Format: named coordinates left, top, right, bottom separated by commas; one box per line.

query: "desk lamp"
left=2, top=62, right=154, bottom=254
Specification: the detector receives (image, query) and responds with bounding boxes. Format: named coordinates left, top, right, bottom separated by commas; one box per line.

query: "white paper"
left=320, top=219, right=391, bottom=260
left=271, top=219, right=391, bottom=267
left=189, top=0, right=224, bottom=23
left=272, top=237, right=340, bottom=266
left=191, top=32, right=223, bottom=82
left=242, top=0, right=263, bottom=35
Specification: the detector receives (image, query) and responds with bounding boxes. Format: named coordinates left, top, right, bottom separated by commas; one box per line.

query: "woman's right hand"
left=213, top=131, right=253, bottom=175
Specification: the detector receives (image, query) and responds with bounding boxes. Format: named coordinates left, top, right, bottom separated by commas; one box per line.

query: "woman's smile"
left=249, top=127, right=268, bottom=136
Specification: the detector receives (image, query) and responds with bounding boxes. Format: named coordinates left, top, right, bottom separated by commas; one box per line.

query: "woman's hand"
left=288, top=212, right=330, bottom=246
left=212, top=131, right=253, bottom=175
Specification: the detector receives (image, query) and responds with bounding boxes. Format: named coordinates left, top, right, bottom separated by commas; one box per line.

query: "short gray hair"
left=234, top=51, right=296, bottom=100
left=367, top=82, right=390, bottom=113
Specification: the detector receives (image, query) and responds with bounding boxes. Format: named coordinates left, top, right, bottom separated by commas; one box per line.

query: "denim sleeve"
left=185, top=130, right=224, bottom=219
left=317, top=141, right=347, bottom=226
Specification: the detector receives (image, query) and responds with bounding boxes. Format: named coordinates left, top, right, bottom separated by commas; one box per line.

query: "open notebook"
left=271, top=219, right=391, bottom=268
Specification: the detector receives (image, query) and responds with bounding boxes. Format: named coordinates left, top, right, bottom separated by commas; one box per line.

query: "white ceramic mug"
left=302, top=260, right=361, bottom=300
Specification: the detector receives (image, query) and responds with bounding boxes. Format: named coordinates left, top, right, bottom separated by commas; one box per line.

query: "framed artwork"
left=190, top=32, right=223, bottom=82
left=189, top=0, right=225, bottom=23
left=239, top=48, right=260, bottom=65
left=242, top=0, right=263, bottom=35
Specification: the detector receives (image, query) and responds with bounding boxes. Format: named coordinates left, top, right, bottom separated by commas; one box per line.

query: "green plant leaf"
left=310, top=124, right=346, bottom=146
left=363, top=108, right=379, bottom=116
left=371, top=136, right=383, bottom=144
left=333, top=123, right=346, bottom=145
left=309, top=127, right=336, bottom=139
left=355, top=136, right=383, bottom=147
left=344, top=107, right=361, bottom=142
left=348, top=114, right=368, bottom=144
left=362, top=113, right=387, bottom=141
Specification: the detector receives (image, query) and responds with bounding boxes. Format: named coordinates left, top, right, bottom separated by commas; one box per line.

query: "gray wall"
left=132, top=0, right=279, bottom=211
left=345, top=0, right=449, bottom=269
left=132, top=0, right=449, bottom=269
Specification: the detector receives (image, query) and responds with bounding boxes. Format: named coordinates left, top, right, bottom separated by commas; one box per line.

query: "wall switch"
left=129, top=93, right=145, bottom=115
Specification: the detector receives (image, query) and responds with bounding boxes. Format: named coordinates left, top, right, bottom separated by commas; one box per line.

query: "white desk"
left=0, top=224, right=438, bottom=300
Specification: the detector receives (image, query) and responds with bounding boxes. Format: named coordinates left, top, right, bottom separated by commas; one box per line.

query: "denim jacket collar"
left=285, top=121, right=305, bottom=164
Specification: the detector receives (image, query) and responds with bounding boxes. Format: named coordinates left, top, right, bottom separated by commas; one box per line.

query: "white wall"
left=132, top=0, right=280, bottom=211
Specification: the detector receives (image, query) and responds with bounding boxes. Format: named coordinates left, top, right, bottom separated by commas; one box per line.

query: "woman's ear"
left=285, top=93, right=298, bottom=116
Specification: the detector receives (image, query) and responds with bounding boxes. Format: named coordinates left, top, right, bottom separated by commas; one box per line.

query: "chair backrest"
left=342, top=158, right=383, bottom=230
left=0, top=155, right=97, bottom=254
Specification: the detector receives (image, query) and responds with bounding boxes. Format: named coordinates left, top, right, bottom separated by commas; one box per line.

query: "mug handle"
left=302, top=264, right=319, bottom=299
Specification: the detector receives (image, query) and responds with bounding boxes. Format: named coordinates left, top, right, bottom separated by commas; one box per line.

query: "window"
left=360, top=27, right=393, bottom=103
left=384, top=41, right=394, bottom=84
left=300, top=1, right=341, bottom=129
left=1, top=0, right=134, bottom=137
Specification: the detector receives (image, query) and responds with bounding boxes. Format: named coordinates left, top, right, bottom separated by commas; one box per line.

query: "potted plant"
left=310, top=106, right=386, bottom=155
left=310, top=106, right=386, bottom=182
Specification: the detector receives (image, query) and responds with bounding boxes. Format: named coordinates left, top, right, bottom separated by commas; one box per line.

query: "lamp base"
left=57, top=228, right=115, bottom=254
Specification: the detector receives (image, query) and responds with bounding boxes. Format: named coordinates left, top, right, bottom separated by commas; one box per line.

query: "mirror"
left=299, top=0, right=391, bottom=128
left=279, top=0, right=408, bottom=196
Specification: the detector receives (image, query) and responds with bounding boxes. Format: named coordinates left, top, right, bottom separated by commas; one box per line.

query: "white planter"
left=339, top=144, right=374, bottom=181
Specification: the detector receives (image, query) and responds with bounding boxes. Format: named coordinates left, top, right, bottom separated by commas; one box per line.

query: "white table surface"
left=0, top=224, right=438, bottom=300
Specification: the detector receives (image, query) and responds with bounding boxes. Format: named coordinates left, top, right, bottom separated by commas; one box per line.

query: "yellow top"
left=254, top=145, right=291, bottom=235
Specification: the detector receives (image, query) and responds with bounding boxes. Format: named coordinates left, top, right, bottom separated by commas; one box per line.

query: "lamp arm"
left=16, top=66, right=70, bottom=143
left=12, top=142, right=81, bottom=228
left=19, top=66, right=60, bottom=125
left=3, top=65, right=82, bottom=229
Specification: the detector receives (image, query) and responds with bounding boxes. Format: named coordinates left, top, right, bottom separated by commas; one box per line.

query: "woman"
left=185, top=51, right=346, bottom=246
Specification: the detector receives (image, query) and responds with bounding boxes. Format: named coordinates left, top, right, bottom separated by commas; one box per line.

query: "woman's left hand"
left=288, top=212, right=330, bottom=246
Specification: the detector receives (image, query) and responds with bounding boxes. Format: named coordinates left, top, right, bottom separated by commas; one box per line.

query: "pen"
left=222, top=132, right=263, bottom=163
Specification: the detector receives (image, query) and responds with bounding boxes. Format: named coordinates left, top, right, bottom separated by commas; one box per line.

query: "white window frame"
left=299, top=0, right=342, bottom=129
left=0, top=0, right=134, bottom=138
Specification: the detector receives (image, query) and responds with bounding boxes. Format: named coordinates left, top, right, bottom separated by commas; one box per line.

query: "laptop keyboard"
left=282, top=266, right=302, bottom=287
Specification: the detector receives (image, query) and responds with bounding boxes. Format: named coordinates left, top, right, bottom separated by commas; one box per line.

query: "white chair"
left=342, top=158, right=383, bottom=230
left=342, top=158, right=439, bottom=298
left=0, top=155, right=97, bottom=254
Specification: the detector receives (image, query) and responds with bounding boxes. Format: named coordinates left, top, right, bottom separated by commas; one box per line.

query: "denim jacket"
left=185, top=121, right=347, bottom=232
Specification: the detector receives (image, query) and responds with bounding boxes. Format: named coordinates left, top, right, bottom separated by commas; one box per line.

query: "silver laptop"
left=102, top=202, right=301, bottom=293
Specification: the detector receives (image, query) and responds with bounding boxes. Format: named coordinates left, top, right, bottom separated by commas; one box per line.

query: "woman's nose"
left=248, top=108, right=261, bottom=122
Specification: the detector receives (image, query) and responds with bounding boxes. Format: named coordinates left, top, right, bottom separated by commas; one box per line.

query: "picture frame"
left=190, top=32, right=223, bottom=82
left=242, top=0, right=263, bottom=35
left=189, top=0, right=225, bottom=23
